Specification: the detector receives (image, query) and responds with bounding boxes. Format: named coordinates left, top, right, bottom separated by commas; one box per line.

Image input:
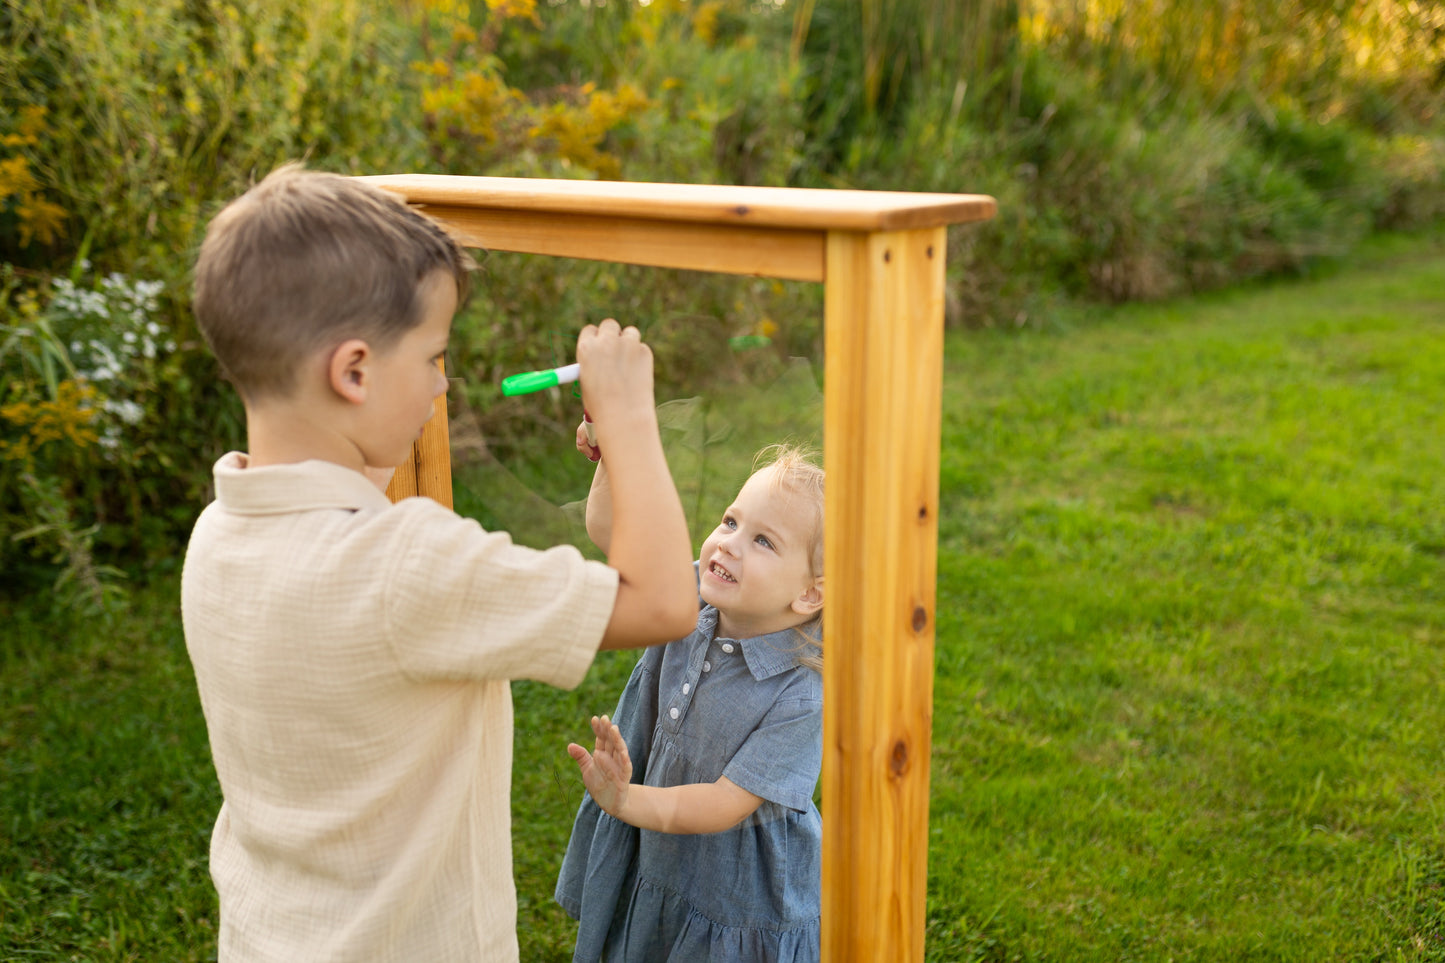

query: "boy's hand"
left=566, top=714, right=633, bottom=818
left=574, top=319, right=653, bottom=430
left=576, top=318, right=696, bottom=650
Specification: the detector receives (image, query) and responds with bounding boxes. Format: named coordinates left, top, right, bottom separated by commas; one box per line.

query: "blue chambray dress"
left=556, top=603, right=823, bottom=963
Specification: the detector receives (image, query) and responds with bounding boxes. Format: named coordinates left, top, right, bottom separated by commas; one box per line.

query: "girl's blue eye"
left=755, top=535, right=773, bottom=550
left=723, top=516, right=737, bottom=530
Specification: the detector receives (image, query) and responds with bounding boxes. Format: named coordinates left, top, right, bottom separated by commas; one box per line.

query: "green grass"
left=3, top=231, right=1443, bottom=961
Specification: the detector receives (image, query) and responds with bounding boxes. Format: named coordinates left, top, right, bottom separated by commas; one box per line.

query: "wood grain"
left=822, top=227, right=945, bottom=962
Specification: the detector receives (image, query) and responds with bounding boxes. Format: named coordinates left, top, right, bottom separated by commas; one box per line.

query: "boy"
left=181, top=164, right=697, bottom=962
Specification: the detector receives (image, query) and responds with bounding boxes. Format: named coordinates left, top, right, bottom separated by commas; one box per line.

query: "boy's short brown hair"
left=193, top=164, right=473, bottom=400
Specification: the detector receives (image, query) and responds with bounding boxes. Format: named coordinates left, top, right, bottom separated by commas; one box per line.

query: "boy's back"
left=182, top=165, right=696, bottom=961
left=183, top=455, right=617, bottom=961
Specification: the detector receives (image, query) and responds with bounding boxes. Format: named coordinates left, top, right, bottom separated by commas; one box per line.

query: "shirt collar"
left=697, top=605, right=821, bottom=681
left=211, top=451, right=393, bottom=515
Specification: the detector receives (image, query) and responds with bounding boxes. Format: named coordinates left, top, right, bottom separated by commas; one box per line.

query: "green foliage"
left=793, top=0, right=1445, bottom=321
left=409, top=0, right=814, bottom=455
left=0, top=0, right=407, bottom=582
left=0, top=106, right=67, bottom=252
left=0, top=263, right=223, bottom=604
left=2, top=0, right=1444, bottom=592
left=1, top=0, right=420, bottom=276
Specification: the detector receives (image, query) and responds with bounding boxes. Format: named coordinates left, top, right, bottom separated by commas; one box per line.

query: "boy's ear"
left=791, top=577, right=824, bottom=618
left=327, top=339, right=372, bottom=405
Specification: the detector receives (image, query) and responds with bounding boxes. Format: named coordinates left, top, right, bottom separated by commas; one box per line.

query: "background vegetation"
left=2, top=0, right=1443, bottom=591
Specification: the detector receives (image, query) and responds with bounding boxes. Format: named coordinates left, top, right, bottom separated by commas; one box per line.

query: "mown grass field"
left=2, top=231, right=1442, bottom=961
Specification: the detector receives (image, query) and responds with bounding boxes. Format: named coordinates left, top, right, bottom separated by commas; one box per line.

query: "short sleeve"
left=721, top=687, right=822, bottom=813
left=382, top=497, right=618, bottom=689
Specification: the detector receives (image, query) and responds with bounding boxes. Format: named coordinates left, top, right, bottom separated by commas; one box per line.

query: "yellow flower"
left=0, top=156, right=38, bottom=200
left=18, top=198, right=66, bottom=247
left=0, top=380, right=101, bottom=461
left=693, top=1, right=722, bottom=46
left=485, top=0, right=538, bottom=25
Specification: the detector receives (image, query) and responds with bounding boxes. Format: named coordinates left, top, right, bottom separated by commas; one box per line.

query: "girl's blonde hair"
left=752, top=443, right=825, bottom=671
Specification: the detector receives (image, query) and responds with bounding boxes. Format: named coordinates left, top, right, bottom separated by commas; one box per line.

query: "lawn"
left=2, top=231, right=1442, bottom=961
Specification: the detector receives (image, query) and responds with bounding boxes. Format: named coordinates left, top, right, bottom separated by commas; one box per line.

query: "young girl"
left=556, top=441, right=826, bottom=962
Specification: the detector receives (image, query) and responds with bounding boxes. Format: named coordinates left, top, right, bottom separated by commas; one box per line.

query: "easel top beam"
left=358, top=174, right=997, bottom=233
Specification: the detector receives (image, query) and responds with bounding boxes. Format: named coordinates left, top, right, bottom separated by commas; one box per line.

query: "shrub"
left=411, top=0, right=814, bottom=454
left=2, top=265, right=159, bottom=609
left=1, top=0, right=422, bottom=277
left=0, top=0, right=417, bottom=591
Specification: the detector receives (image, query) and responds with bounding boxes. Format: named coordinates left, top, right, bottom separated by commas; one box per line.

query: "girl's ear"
left=328, top=339, right=372, bottom=405
left=791, top=577, right=824, bottom=618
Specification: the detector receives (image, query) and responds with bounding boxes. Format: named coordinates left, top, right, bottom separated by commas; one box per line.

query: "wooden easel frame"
left=364, top=174, right=996, bottom=961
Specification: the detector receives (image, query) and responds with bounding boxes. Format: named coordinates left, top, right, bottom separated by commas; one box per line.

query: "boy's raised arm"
left=574, top=434, right=613, bottom=555
left=576, top=320, right=696, bottom=650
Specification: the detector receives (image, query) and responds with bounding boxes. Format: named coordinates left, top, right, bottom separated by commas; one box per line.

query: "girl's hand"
left=575, top=419, right=600, bottom=462
left=574, top=319, right=654, bottom=428
left=567, top=714, right=634, bottom=818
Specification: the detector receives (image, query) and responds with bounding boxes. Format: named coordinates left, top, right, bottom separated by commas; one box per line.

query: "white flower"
left=103, top=399, right=146, bottom=425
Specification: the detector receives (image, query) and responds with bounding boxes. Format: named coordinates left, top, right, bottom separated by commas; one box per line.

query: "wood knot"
left=890, top=739, right=909, bottom=777
left=926, top=245, right=935, bottom=258
left=917, top=504, right=929, bottom=521
left=883, top=249, right=892, bottom=263
left=734, top=205, right=751, bottom=216
left=911, top=606, right=928, bottom=633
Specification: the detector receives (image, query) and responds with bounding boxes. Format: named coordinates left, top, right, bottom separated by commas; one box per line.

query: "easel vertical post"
left=386, top=359, right=453, bottom=507
left=821, top=227, right=945, bottom=962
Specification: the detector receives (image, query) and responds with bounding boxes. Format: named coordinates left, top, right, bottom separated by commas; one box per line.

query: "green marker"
left=501, top=362, right=581, bottom=396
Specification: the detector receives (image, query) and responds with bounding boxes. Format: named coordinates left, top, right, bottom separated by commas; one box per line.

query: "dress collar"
left=211, top=451, right=393, bottom=516
left=696, top=605, right=821, bottom=681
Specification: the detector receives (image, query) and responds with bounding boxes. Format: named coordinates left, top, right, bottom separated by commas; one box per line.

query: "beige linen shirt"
left=181, top=453, right=618, bottom=962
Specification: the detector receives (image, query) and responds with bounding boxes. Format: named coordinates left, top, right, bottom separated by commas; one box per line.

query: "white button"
left=683, top=683, right=691, bottom=694
left=669, top=707, right=679, bottom=720
left=703, top=661, right=712, bottom=672
left=721, top=643, right=735, bottom=654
